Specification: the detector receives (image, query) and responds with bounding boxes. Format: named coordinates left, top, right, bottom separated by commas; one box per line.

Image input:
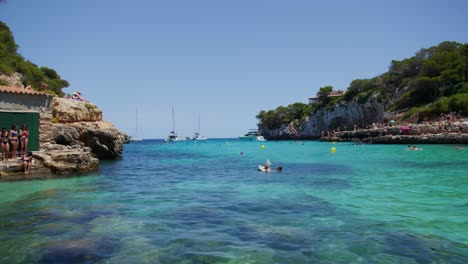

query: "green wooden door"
left=0, top=111, right=40, bottom=151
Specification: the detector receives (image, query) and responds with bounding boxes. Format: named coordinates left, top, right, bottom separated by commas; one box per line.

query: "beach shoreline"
left=320, top=119, right=468, bottom=144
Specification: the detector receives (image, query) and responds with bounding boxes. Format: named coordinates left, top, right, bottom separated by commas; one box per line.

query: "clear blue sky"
left=1, top=0, right=467, bottom=138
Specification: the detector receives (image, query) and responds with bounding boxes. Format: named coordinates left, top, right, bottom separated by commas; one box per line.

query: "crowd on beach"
left=1, top=124, right=32, bottom=174
left=321, top=111, right=465, bottom=140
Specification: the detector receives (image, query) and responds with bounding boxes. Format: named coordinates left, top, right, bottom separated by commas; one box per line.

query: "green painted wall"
left=0, top=111, right=40, bottom=151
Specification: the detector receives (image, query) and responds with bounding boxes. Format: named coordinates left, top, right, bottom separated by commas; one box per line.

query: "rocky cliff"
left=41, top=97, right=129, bottom=158
left=260, top=96, right=387, bottom=139
left=35, top=97, right=129, bottom=174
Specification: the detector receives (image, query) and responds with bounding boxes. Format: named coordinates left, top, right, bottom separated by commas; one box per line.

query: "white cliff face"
left=301, top=96, right=386, bottom=137
left=260, top=96, right=387, bottom=139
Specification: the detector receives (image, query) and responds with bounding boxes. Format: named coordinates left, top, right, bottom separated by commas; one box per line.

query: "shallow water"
left=0, top=139, right=467, bottom=263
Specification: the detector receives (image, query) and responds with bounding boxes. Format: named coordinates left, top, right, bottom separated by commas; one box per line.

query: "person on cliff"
left=72, top=90, right=85, bottom=101
left=20, top=151, right=33, bottom=174
left=20, top=124, right=29, bottom=156
left=1, top=126, right=10, bottom=161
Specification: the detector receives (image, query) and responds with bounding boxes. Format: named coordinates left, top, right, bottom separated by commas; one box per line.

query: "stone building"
left=0, top=86, right=52, bottom=151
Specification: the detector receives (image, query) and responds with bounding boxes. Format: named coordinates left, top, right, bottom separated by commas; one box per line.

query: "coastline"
left=320, top=120, right=468, bottom=144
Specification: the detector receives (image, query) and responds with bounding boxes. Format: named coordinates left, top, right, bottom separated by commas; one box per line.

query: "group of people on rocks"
left=441, top=111, right=463, bottom=122
left=1, top=124, right=32, bottom=174
left=66, top=90, right=86, bottom=102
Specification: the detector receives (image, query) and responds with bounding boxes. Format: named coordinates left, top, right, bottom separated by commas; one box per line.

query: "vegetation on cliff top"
left=257, top=41, right=468, bottom=130
left=0, top=21, right=69, bottom=96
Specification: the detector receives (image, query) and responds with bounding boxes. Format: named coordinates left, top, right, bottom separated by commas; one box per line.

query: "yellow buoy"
left=261, top=145, right=265, bottom=149
left=331, top=147, right=336, bottom=153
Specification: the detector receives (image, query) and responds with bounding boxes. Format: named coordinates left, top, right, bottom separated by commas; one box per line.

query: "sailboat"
left=165, top=107, right=185, bottom=142
left=192, top=114, right=207, bottom=141
left=130, top=108, right=143, bottom=142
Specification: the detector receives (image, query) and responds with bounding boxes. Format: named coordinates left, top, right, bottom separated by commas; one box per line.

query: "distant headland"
left=257, top=41, right=468, bottom=143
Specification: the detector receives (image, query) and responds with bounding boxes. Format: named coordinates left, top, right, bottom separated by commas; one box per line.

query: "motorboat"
left=239, top=129, right=266, bottom=141
left=130, top=136, right=143, bottom=142
left=165, top=131, right=185, bottom=142
left=192, top=132, right=207, bottom=141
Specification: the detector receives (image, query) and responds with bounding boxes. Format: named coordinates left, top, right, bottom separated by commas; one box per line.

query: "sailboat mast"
left=198, top=113, right=201, bottom=134
left=135, top=108, right=139, bottom=136
left=172, top=106, right=176, bottom=134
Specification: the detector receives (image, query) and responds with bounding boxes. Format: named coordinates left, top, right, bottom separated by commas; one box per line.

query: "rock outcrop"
left=0, top=73, right=24, bottom=88
left=41, top=97, right=129, bottom=160
left=34, top=143, right=99, bottom=174
left=51, top=121, right=128, bottom=159
left=260, top=96, right=386, bottom=139
left=16, top=97, right=130, bottom=175
left=52, top=97, right=102, bottom=123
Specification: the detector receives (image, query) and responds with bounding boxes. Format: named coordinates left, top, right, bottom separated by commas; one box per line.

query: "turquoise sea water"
left=0, top=139, right=467, bottom=263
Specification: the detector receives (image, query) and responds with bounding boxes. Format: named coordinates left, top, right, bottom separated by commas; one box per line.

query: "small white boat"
left=192, top=132, right=207, bottom=141
left=165, top=131, right=186, bottom=142
left=130, top=136, right=143, bottom=142
left=239, top=129, right=266, bottom=141
left=165, top=107, right=186, bottom=142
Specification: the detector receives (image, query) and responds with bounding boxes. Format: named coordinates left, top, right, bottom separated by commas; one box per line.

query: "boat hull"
left=239, top=136, right=266, bottom=141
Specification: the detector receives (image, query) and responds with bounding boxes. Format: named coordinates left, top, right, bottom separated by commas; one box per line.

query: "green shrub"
left=324, top=96, right=342, bottom=110
left=0, top=64, right=14, bottom=75
left=51, top=106, right=58, bottom=117
left=357, top=91, right=370, bottom=104
left=84, top=103, right=97, bottom=110
left=447, top=93, right=468, bottom=113
left=391, top=90, right=414, bottom=110
left=0, top=21, right=69, bottom=96
left=430, top=97, right=450, bottom=114
left=400, top=94, right=467, bottom=122
left=0, top=79, right=9, bottom=86
left=257, top=102, right=313, bottom=130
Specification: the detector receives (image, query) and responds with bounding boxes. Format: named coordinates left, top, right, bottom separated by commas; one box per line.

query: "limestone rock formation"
left=52, top=97, right=102, bottom=123
left=0, top=73, right=24, bottom=88
left=34, top=143, right=99, bottom=174
left=260, top=96, right=386, bottom=139
left=0, top=96, right=128, bottom=177
left=41, top=97, right=129, bottom=160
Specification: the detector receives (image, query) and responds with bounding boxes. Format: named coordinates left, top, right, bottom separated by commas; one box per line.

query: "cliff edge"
left=32, top=97, right=129, bottom=174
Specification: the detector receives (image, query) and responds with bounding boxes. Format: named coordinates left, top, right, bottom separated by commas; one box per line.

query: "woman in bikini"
left=9, top=124, right=19, bottom=159
left=1, top=126, right=10, bottom=161
left=20, top=151, right=33, bottom=174
left=20, top=124, right=29, bottom=156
